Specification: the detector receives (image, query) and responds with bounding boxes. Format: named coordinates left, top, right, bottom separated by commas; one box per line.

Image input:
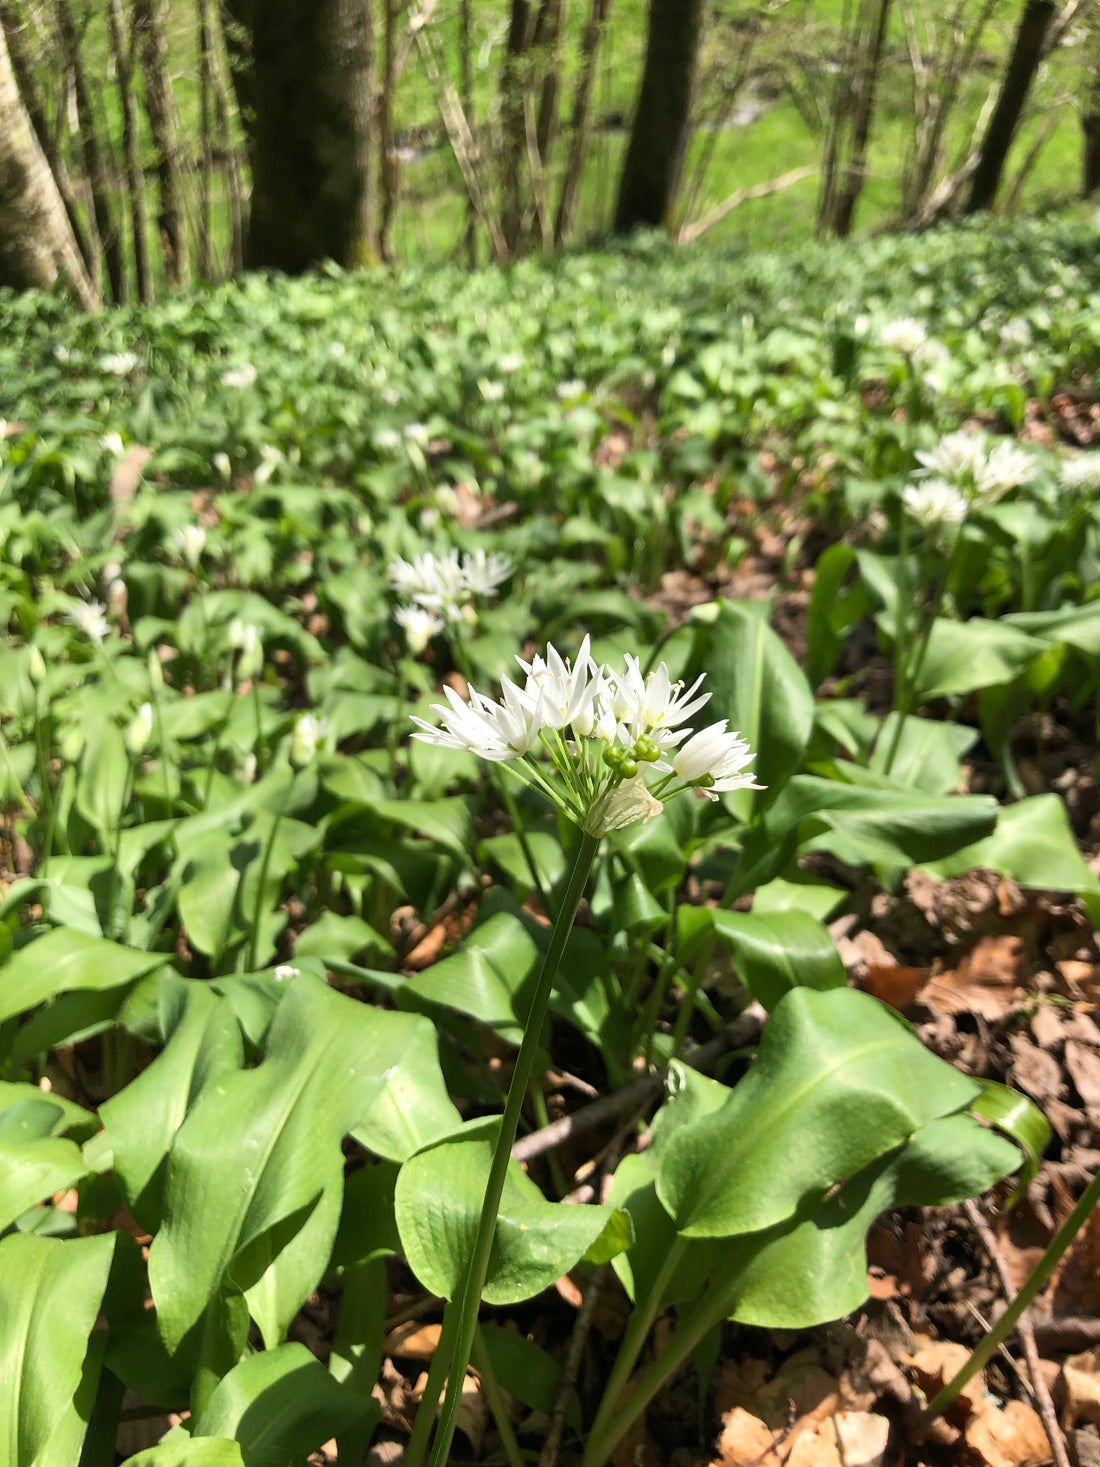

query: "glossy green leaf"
left=972, top=1079, right=1052, bottom=1197
left=868, top=715, right=978, bottom=794
left=708, top=908, right=847, bottom=1010
left=398, top=909, right=539, bottom=1044
left=395, top=1119, right=633, bottom=1305
left=657, top=987, right=980, bottom=1238
left=0, top=1232, right=116, bottom=1467
left=192, top=1343, right=373, bottom=1467
left=149, top=972, right=447, bottom=1350
left=911, top=618, right=1046, bottom=702
left=807, top=543, right=868, bottom=688
left=75, top=719, right=129, bottom=843
left=0, top=1099, right=90, bottom=1230
left=0, top=928, right=164, bottom=1024
left=119, top=1442, right=246, bottom=1467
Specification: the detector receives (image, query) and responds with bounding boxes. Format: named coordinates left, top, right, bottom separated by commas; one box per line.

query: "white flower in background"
left=254, top=443, right=283, bottom=485
left=238, top=753, right=257, bottom=784
left=100, top=351, right=140, bottom=376
left=382, top=387, right=401, bottom=406
left=213, top=452, right=232, bottom=481
left=662, top=340, right=678, bottom=367
left=374, top=427, right=401, bottom=452
left=999, top=317, right=1032, bottom=353
left=411, top=640, right=760, bottom=834
left=976, top=441, right=1036, bottom=496
left=879, top=318, right=927, bottom=355
left=557, top=379, right=586, bottom=401
left=404, top=422, right=430, bottom=448
left=53, top=345, right=71, bottom=364
left=419, top=507, right=441, bottom=532
left=290, top=712, right=327, bottom=768
left=171, top=524, right=207, bottom=567
left=460, top=549, right=513, bottom=598
left=99, top=431, right=125, bottom=456
left=395, top=603, right=445, bottom=654
left=497, top=352, right=524, bottom=374
left=436, top=487, right=460, bottom=518
left=65, top=600, right=109, bottom=644
left=1061, top=454, right=1100, bottom=492
left=328, top=341, right=347, bottom=359
left=915, top=429, right=989, bottom=484
left=387, top=548, right=513, bottom=622
left=480, top=379, right=505, bottom=402
left=903, top=478, right=969, bottom=529
left=125, top=702, right=154, bottom=756
left=147, top=647, right=164, bottom=690
left=273, top=964, right=300, bottom=982
left=230, top=621, right=263, bottom=682
left=105, top=578, right=127, bottom=617
left=221, top=363, right=257, bottom=389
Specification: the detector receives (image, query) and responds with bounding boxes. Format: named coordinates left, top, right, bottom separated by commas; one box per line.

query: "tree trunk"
left=613, top=0, right=705, bottom=232
left=240, top=0, right=376, bottom=271
left=0, top=18, right=97, bottom=306
left=500, top=0, right=532, bottom=253
left=377, top=0, right=399, bottom=262
left=830, top=0, right=893, bottom=236
left=1083, top=13, right=1100, bottom=194
left=554, top=0, right=610, bottom=244
left=196, top=0, right=214, bottom=277
left=108, top=0, right=153, bottom=302
left=460, top=0, right=476, bottom=264
left=965, top=0, right=1056, bottom=213
left=55, top=0, right=125, bottom=301
left=134, top=0, right=190, bottom=285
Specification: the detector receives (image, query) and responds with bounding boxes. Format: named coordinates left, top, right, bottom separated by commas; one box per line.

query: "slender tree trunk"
left=377, top=0, right=399, bottom=262
left=554, top=0, right=609, bottom=244
left=831, top=0, right=893, bottom=236
left=196, top=0, right=214, bottom=277
left=500, top=0, right=532, bottom=253
left=108, top=0, right=153, bottom=301
left=965, top=0, right=1056, bottom=213
left=533, top=0, right=565, bottom=164
left=613, top=0, right=705, bottom=232
left=242, top=0, right=376, bottom=271
left=0, top=18, right=97, bottom=306
left=208, top=0, right=244, bottom=271
left=134, top=0, right=190, bottom=285
left=55, top=0, right=125, bottom=301
left=460, top=0, right=476, bottom=264
left=1082, top=13, right=1100, bottom=193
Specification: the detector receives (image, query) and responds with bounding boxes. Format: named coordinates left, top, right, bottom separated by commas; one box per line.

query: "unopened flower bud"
left=147, top=648, right=164, bottom=690
left=27, top=645, right=46, bottom=685
left=583, top=776, right=664, bottom=837
left=125, top=701, right=154, bottom=755
left=290, top=713, right=326, bottom=769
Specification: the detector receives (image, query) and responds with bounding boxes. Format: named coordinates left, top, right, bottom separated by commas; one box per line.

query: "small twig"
left=963, top=1199, right=1071, bottom=1467
left=538, top=1264, right=609, bottom=1467
left=511, top=1005, right=764, bottom=1166
left=384, top=1293, right=445, bottom=1332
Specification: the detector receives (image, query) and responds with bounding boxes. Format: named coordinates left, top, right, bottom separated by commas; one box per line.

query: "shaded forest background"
left=1, top=0, right=1099, bottom=307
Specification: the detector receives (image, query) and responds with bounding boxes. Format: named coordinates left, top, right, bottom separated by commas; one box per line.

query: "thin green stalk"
left=202, top=686, right=237, bottom=809
left=104, top=759, right=135, bottom=941
left=246, top=809, right=282, bottom=972
left=417, top=831, right=601, bottom=1467
left=926, top=1168, right=1100, bottom=1419
left=403, top=1308, right=458, bottom=1467
left=471, top=1327, right=525, bottom=1467
left=584, top=1234, right=689, bottom=1465
left=151, top=688, right=173, bottom=811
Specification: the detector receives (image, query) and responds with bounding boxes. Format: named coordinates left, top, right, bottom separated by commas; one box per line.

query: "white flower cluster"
left=411, top=637, right=759, bottom=835
left=388, top=548, right=513, bottom=650
left=879, top=318, right=928, bottom=356
left=914, top=430, right=1036, bottom=503
left=65, top=600, right=110, bottom=645
left=902, top=479, right=968, bottom=530
left=1061, top=454, right=1100, bottom=493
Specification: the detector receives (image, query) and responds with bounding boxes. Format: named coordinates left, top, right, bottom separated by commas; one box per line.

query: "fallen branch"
left=677, top=167, right=817, bottom=245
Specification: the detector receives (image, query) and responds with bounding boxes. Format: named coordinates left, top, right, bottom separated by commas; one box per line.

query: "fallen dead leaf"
left=863, top=962, right=931, bottom=1012
left=922, top=935, right=1028, bottom=1020
left=1008, top=1032, right=1065, bottom=1106
left=964, top=1399, right=1050, bottom=1467
left=1065, top=1041, right=1100, bottom=1114
left=1063, top=1347, right=1100, bottom=1427
left=712, top=1406, right=781, bottom=1467
left=110, top=446, right=153, bottom=504
left=384, top=1322, right=442, bottom=1361
left=831, top=1411, right=890, bottom=1467
left=1053, top=1206, right=1100, bottom=1318
left=904, top=1340, right=985, bottom=1419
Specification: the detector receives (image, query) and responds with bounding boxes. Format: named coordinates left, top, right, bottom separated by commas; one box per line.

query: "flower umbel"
left=411, top=638, right=761, bottom=834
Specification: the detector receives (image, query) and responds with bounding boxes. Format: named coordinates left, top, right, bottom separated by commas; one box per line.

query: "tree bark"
left=0, top=18, right=97, bottom=306
left=965, top=0, right=1056, bottom=213
left=240, top=0, right=376, bottom=272
left=377, top=0, right=399, bottom=262
left=1083, top=12, right=1100, bottom=194
left=830, top=0, right=893, bottom=236
left=613, top=0, right=705, bottom=232
left=55, top=0, right=125, bottom=301
left=108, top=0, right=153, bottom=302
left=554, top=0, right=610, bottom=244
left=134, top=0, right=191, bottom=285
left=500, top=0, right=532, bottom=253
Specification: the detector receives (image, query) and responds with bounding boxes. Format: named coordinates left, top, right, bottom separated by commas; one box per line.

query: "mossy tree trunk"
left=965, top=0, right=1056, bottom=213
left=134, top=0, right=191, bottom=286
left=613, top=0, right=705, bottom=233
left=230, top=0, right=376, bottom=272
left=0, top=17, right=97, bottom=307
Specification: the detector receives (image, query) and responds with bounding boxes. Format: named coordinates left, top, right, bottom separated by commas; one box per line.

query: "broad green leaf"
left=0, top=1232, right=116, bottom=1467
left=241, top=1181, right=343, bottom=1350
left=120, top=1443, right=246, bottom=1467
left=709, top=909, right=847, bottom=1010
left=752, top=876, right=845, bottom=921
left=868, top=715, right=978, bottom=794
left=75, top=719, right=129, bottom=844
left=293, top=912, right=393, bottom=966
left=350, top=1019, right=461, bottom=1163
left=684, top=600, right=814, bottom=816
left=657, top=987, right=980, bottom=1238
left=368, top=796, right=474, bottom=863
left=0, top=928, right=164, bottom=1024
left=398, top=910, right=539, bottom=1044
left=102, top=979, right=244, bottom=1231
left=0, top=1100, right=90, bottom=1230
left=395, top=1119, right=633, bottom=1304
left=972, top=1080, right=1052, bottom=1196
left=921, top=795, right=1100, bottom=921
left=911, top=618, right=1046, bottom=702
left=0, top=1082, right=94, bottom=1136
left=725, top=1112, right=1021, bottom=1329
left=192, top=1343, right=372, bottom=1467
left=807, top=544, right=868, bottom=688
left=478, top=1324, right=579, bottom=1427
left=149, top=973, right=442, bottom=1350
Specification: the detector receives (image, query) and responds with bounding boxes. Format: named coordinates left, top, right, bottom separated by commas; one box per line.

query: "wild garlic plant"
left=405, top=635, right=758, bottom=1467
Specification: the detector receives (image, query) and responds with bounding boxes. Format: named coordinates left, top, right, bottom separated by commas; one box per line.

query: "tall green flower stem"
left=246, top=809, right=282, bottom=972
left=411, top=830, right=601, bottom=1467
left=926, top=1168, right=1100, bottom=1419
left=882, top=528, right=963, bottom=777
left=105, top=758, right=136, bottom=942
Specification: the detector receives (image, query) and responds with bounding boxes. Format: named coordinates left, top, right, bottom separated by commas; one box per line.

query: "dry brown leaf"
left=712, top=1407, right=781, bottom=1467
left=863, top=963, right=931, bottom=1012
left=964, top=1399, right=1050, bottom=1467
left=1063, top=1348, right=1100, bottom=1427
left=922, top=935, right=1027, bottom=1019
left=831, top=1411, right=890, bottom=1467
left=1052, top=1207, right=1100, bottom=1318
left=1065, top=1042, right=1100, bottom=1113
left=904, top=1341, right=985, bottom=1417
left=1008, top=1033, right=1065, bottom=1106
left=109, top=446, right=153, bottom=504
left=384, top=1322, right=442, bottom=1360
left=786, top=1420, right=842, bottom=1467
